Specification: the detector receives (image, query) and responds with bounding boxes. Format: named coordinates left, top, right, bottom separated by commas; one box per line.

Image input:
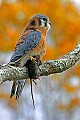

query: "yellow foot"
left=30, top=56, right=37, bottom=63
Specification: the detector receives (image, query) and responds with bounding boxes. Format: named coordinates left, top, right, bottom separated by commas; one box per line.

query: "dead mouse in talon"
left=25, top=58, right=40, bottom=108
left=26, top=59, right=40, bottom=80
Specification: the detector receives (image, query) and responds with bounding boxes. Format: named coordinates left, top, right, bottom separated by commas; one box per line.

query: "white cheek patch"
left=41, top=19, right=45, bottom=27
left=47, top=22, right=51, bottom=31
left=40, top=19, right=51, bottom=31
left=42, top=22, right=44, bottom=27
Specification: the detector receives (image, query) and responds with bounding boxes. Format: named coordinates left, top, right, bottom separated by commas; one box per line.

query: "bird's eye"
left=30, top=20, right=36, bottom=25
left=43, top=18, right=47, bottom=21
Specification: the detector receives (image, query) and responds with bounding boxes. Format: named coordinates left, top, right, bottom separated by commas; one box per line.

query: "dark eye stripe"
left=38, top=19, right=41, bottom=25
left=45, top=22, right=47, bottom=27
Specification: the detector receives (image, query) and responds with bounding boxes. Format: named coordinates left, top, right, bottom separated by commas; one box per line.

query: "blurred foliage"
left=57, top=97, right=80, bottom=111
left=0, top=0, right=80, bottom=54
left=0, top=93, right=17, bottom=108
left=0, top=0, right=80, bottom=114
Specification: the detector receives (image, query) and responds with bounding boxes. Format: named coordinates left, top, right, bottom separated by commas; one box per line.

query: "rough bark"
left=0, top=43, right=80, bottom=83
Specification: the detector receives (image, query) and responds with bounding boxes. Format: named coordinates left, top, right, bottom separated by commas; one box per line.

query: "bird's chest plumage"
left=14, top=28, right=47, bottom=67
left=30, top=35, right=47, bottom=58
left=30, top=29, right=47, bottom=59
left=20, top=35, right=47, bottom=67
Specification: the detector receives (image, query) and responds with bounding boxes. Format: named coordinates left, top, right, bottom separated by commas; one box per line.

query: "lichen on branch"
left=0, top=43, right=80, bottom=83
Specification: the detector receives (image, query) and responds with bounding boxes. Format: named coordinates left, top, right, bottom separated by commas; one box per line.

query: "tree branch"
left=0, top=43, right=80, bottom=83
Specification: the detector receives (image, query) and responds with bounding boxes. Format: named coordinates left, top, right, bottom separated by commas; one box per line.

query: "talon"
left=29, top=56, right=37, bottom=64
left=30, top=56, right=36, bottom=61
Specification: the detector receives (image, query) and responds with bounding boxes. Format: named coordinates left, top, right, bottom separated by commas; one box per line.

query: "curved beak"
left=49, top=22, right=51, bottom=26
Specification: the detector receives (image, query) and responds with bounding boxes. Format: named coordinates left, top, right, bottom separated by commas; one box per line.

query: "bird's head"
left=27, top=14, right=51, bottom=32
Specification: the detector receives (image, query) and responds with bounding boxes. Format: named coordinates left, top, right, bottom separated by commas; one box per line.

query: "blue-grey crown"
left=32, top=14, right=48, bottom=20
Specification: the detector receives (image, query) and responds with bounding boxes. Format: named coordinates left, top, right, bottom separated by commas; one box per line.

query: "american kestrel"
left=9, top=14, right=51, bottom=107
